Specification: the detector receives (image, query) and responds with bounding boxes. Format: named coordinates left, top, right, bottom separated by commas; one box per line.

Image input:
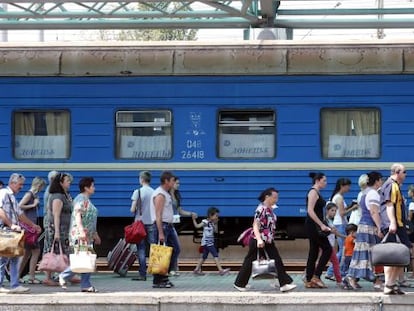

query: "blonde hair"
left=358, top=174, right=368, bottom=189
left=31, top=177, right=46, bottom=192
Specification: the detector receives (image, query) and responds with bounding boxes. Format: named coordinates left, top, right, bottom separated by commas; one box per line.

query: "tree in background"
left=98, top=2, right=197, bottom=41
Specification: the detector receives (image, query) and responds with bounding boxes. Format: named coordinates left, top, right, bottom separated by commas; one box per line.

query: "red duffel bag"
left=124, top=220, right=147, bottom=244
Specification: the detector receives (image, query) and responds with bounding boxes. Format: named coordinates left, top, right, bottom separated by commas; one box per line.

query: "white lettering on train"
left=232, top=147, right=269, bottom=155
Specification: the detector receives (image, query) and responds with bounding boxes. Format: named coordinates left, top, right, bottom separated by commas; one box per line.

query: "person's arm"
left=154, top=194, right=165, bottom=243
left=336, top=195, right=347, bottom=217
left=369, top=204, right=383, bottom=239
left=130, top=189, right=139, bottom=214
left=191, top=214, right=203, bottom=229
left=0, top=208, right=14, bottom=228
left=252, top=219, right=264, bottom=248
left=18, top=213, right=41, bottom=233
left=386, top=202, right=397, bottom=234
left=52, top=199, right=63, bottom=240
left=19, top=192, right=38, bottom=211
left=74, top=201, right=86, bottom=242
left=178, top=206, right=196, bottom=217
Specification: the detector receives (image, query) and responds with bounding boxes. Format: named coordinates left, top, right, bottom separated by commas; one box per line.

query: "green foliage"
left=98, top=2, right=198, bottom=41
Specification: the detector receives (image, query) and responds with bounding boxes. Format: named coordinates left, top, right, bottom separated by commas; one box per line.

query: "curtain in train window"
left=116, top=110, right=172, bottom=159
left=218, top=110, right=276, bottom=159
left=13, top=111, right=70, bottom=159
left=321, top=109, right=380, bottom=159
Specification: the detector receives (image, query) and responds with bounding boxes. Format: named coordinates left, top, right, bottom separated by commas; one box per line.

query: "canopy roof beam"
left=0, top=1, right=412, bottom=30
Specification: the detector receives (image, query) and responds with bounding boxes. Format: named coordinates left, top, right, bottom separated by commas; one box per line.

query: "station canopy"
left=0, top=0, right=413, bottom=30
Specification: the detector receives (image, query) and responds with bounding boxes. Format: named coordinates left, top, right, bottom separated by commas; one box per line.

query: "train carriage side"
left=0, top=46, right=414, bottom=254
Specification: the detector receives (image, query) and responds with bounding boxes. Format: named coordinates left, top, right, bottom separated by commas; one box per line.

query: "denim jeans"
left=60, top=267, right=92, bottom=289
left=152, top=223, right=181, bottom=284
left=136, top=224, right=157, bottom=277
left=0, top=256, right=19, bottom=288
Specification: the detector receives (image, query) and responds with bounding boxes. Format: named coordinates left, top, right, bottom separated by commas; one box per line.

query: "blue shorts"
left=202, top=244, right=218, bottom=260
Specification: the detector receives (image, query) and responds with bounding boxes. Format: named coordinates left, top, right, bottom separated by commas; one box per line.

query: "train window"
left=321, top=108, right=380, bottom=159
left=218, top=110, right=276, bottom=159
left=116, top=110, right=172, bottom=159
left=13, top=110, right=70, bottom=159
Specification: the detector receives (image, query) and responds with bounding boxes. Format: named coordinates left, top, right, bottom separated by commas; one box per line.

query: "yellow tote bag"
left=147, top=243, right=173, bottom=275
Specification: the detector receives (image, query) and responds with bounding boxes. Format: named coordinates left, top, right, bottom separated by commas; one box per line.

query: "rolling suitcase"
left=113, top=243, right=137, bottom=277
left=107, top=238, right=127, bottom=270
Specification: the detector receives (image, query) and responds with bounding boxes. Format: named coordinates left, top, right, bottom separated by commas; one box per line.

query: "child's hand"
left=192, top=213, right=197, bottom=220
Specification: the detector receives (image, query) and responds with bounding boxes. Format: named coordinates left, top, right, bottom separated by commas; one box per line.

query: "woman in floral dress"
left=233, top=187, right=296, bottom=292
left=59, top=177, right=101, bottom=292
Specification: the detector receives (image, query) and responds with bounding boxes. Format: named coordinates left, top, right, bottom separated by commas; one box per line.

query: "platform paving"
left=1, top=271, right=414, bottom=311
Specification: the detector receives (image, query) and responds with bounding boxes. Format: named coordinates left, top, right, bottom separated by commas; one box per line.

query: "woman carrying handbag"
left=59, top=177, right=101, bottom=293
left=233, top=187, right=296, bottom=293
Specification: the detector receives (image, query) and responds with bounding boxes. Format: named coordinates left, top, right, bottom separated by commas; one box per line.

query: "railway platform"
left=2, top=270, right=414, bottom=311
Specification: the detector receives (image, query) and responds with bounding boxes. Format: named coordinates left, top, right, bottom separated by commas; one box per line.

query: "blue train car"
left=0, top=43, right=413, bottom=252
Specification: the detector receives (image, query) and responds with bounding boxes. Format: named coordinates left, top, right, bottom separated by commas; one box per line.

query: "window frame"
left=320, top=107, right=381, bottom=160
left=217, top=109, right=276, bottom=159
left=115, top=109, right=173, bottom=160
left=12, top=109, right=71, bottom=160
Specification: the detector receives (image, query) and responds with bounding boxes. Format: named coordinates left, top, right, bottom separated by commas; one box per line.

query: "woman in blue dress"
left=345, top=171, right=383, bottom=290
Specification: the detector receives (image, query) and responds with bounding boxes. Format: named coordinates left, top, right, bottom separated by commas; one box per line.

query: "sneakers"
left=58, top=275, right=67, bottom=289
left=193, top=269, right=205, bottom=276
left=169, top=271, right=180, bottom=277
left=0, top=287, right=9, bottom=293
left=233, top=284, right=251, bottom=292
left=280, top=283, right=297, bottom=293
left=219, top=268, right=230, bottom=276
left=9, top=286, right=30, bottom=294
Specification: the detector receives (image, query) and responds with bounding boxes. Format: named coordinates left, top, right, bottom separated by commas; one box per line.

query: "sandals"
left=42, top=279, right=59, bottom=286
left=27, top=278, right=42, bottom=285
left=81, top=286, right=99, bottom=293
left=384, top=284, right=405, bottom=295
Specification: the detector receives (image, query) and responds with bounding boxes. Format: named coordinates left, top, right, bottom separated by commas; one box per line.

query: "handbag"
left=70, top=250, right=97, bottom=273
left=237, top=227, right=253, bottom=247
left=371, top=232, right=410, bottom=266
left=38, top=242, right=69, bottom=272
left=251, top=249, right=277, bottom=279
left=19, top=222, right=39, bottom=246
left=0, top=228, right=25, bottom=257
left=124, top=220, right=147, bottom=244
left=147, top=243, right=173, bottom=275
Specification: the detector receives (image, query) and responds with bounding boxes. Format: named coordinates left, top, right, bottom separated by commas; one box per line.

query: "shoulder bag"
left=125, top=189, right=147, bottom=244
left=371, top=232, right=410, bottom=266
left=251, top=249, right=277, bottom=279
